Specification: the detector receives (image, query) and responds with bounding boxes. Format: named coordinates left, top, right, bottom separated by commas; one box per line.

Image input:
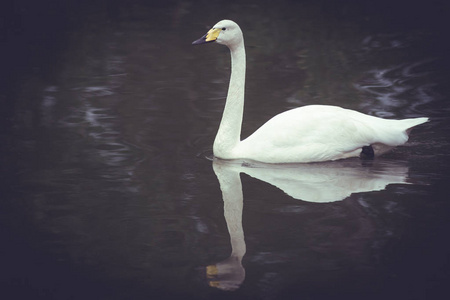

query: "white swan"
left=193, top=20, right=429, bottom=163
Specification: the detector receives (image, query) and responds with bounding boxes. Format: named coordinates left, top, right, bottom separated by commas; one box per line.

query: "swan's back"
left=235, top=105, right=428, bottom=163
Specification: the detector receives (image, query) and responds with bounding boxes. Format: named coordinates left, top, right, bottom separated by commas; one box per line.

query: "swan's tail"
left=376, top=117, right=428, bottom=148
left=398, top=117, right=429, bottom=134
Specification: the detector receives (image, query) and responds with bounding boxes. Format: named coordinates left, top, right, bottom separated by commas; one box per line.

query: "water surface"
left=2, top=1, right=450, bottom=299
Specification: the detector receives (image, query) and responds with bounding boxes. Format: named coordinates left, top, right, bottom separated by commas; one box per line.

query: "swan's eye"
left=222, top=27, right=226, bottom=31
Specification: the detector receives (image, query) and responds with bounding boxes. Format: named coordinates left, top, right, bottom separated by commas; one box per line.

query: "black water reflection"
left=2, top=1, right=450, bottom=299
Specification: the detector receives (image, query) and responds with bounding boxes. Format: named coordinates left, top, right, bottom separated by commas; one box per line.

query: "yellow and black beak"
left=192, top=27, right=222, bottom=45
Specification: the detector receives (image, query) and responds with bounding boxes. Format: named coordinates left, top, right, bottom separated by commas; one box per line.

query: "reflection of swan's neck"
left=207, top=162, right=246, bottom=291
left=216, top=164, right=246, bottom=258
left=213, top=42, right=246, bottom=158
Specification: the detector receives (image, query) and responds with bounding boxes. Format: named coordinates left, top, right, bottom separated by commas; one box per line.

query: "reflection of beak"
left=206, top=264, right=219, bottom=287
left=192, top=28, right=222, bottom=45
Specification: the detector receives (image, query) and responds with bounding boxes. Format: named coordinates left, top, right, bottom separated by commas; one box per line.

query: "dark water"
left=2, top=1, right=450, bottom=299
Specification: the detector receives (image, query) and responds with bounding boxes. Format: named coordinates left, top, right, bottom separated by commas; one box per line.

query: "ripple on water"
left=355, top=59, right=440, bottom=118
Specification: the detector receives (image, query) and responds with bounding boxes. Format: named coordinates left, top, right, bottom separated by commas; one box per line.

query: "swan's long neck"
left=213, top=42, right=246, bottom=158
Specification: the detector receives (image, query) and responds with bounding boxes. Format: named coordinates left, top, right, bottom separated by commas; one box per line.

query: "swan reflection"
left=216, top=158, right=409, bottom=203
left=206, top=157, right=410, bottom=290
left=206, top=159, right=246, bottom=291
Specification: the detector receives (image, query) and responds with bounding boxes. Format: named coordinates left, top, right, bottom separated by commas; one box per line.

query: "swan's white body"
left=193, top=20, right=428, bottom=163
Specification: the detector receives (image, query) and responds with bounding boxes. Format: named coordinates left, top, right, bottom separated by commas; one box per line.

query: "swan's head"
left=192, top=20, right=243, bottom=48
